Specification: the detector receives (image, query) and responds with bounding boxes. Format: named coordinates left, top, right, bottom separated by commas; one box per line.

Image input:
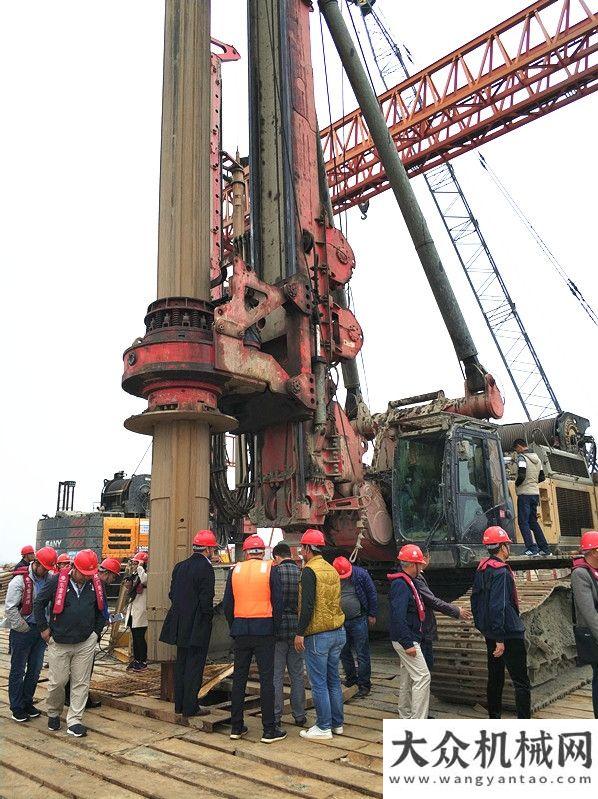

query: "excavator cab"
left=391, top=415, right=514, bottom=562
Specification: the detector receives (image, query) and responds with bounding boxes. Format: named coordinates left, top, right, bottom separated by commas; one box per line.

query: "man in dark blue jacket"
left=333, top=557, right=378, bottom=697
left=388, top=544, right=430, bottom=719
left=471, top=526, right=531, bottom=718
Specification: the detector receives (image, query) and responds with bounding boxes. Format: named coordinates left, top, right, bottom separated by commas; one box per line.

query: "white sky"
left=1, top=1, right=596, bottom=561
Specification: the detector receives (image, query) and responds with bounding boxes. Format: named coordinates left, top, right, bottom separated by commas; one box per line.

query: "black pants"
left=174, top=644, right=210, bottom=716
left=421, top=637, right=434, bottom=672
left=485, top=637, right=531, bottom=718
left=230, top=635, right=275, bottom=732
left=131, top=626, right=148, bottom=664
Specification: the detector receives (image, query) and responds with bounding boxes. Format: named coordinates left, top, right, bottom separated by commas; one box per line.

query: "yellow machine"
left=101, top=517, right=149, bottom=561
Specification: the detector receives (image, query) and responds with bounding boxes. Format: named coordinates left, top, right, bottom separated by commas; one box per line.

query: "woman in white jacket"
left=124, top=552, right=148, bottom=671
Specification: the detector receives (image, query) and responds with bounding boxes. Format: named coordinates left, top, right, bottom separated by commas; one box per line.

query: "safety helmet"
left=193, top=530, right=217, bottom=548
left=100, top=557, right=121, bottom=575
left=580, top=530, right=598, bottom=552
left=57, top=553, right=71, bottom=564
left=300, top=529, right=326, bottom=548
left=35, top=546, right=58, bottom=571
left=132, top=551, right=148, bottom=564
left=333, top=556, right=353, bottom=579
left=242, top=534, right=266, bottom=552
left=21, top=544, right=35, bottom=556
left=397, top=544, right=426, bottom=564
left=482, top=526, right=512, bottom=546
left=73, top=549, right=99, bottom=576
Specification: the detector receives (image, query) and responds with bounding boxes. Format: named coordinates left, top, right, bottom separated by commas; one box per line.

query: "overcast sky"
left=1, top=1, right=596, bottom=562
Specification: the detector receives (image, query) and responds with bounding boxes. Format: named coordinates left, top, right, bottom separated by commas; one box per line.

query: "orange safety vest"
left=231, top=559, right=273, bottom=619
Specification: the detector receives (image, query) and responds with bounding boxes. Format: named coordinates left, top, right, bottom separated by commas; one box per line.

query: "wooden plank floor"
left=0, top=630, right=594, bottom=797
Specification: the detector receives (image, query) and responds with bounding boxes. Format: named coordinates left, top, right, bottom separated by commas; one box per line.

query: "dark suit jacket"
left=159, top=553, right=215, bottom=648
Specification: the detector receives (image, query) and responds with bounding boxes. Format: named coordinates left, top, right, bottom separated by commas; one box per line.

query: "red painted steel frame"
left=222, top=0, right=597, bottom=240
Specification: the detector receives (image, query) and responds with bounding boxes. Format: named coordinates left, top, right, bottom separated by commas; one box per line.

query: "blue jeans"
left=9, top=623, right=47, bottom=713
left=517, top=494, right=549, bottom=553
left=340, top=616, right=371, bottom=689
left=304, top=627, right=346, bottom=730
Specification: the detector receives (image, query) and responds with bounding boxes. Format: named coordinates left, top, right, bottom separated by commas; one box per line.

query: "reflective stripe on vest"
left=231, top=559, right=273, bottom=618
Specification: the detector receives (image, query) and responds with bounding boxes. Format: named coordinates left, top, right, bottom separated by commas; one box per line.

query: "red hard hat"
left=300, top=529, right=326, bottom=547
left=397, top=544, right=426, bottom=564
left=193, top=529, right=217, bottom=548
left=73, top=549, right=99, bottom=576
left=35, top=546, right=58, bottom=571
left=56, top=554, right=71, bottom=565
left=242, top=534, right=266, bottom=552
left=132, top=551, right=148, bottom=564
left=100, top=557, right=121, bottom=575
left=483, top=526, right=512, bottom=546
left=580, top=530, right=598, bottom=552
left=21, top=545, right=35, bottom=556
left=333, top=556, right=353, bottom=579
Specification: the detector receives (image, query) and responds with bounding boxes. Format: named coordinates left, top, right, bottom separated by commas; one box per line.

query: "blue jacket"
left=350, top=565, right=378, bottom=618
left=388, top=570, right=423, bottom=650
left=470, top=559, right=525, bottom=641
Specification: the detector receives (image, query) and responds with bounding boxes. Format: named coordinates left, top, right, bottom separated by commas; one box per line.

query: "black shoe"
left=294, top=716, right=308, bottom=726
left=184, top=706, right=210, bottom=718
left=428, top=715, right=436, bottom=719
left=48, top=716, right=61, bottom=731
left=230, top=725, right=248, bottom=740
left=355, top=686, right=371, bottom=698
left=261, top=727, right=288, bottom=743
left=126, top=660, right=138, bottom=671
left=343, top=678, right=357, bottom=688
left=67, top=724, right=87, bottom=737
left=86, top=698, right=102, bottom=709
left=11, top=710, right=29, bottom=723
left=24, top=704, right=42, bottom=718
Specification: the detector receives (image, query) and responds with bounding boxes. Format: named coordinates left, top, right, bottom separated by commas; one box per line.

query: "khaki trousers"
left=392, top=641, right=431, bottom=720
left=46, top=632, right=97, bottom=726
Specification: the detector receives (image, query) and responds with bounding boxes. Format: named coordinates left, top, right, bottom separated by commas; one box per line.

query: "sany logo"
left=45, top=539, right=63, bottom=548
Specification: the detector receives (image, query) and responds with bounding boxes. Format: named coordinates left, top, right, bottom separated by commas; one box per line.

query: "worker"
left=124, top=551, right=148, bottom=672
left=223, top=534, right=286, bottom=744
left=295, top=529, right=346, bottom=741
left=13, top=545, right=36, bottom=572
left=571, top=530, right=598, bottom=718
left=332, top=556, right=377, bottom=699
left=65, top=556, right=120, bottom=711
left=388, top=544, right=430, bottom=720
left=56, top=554, right=71, bottom=571
left=416, top=550, right=472, bottom=672
left=470, top=526, right=531, bottom=719
left=5, top=546, right=57, bottom=722
left=34, top=549, right=106, bottom=737
left=160, top=530, right=217, bottom=719
left=512, top=438, right=550, bottom=556
left=272, top=541, right=306, bottom=728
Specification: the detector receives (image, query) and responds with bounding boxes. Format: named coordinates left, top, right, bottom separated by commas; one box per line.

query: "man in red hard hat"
left=160, top=530, right=217, bottom=718
left=388, top=543, right=430, bottom=719
left=333, top=556, right=378, bottom=698
left=5, top=546, right=57, bottom=722
left=295, top=529, right=346, bottom=741
left=223, top=534, right=286, bottom=743
left=56, top=554, right=71, bottom=571
left=470, top=526, right=531, bottom=718
left=124, top=551, right=149, bottom=672
left=571, top=530, right=598, bottom=717
left=13, top=544, right=36, bottom=573
left=34, top=549, right=107, bottom=737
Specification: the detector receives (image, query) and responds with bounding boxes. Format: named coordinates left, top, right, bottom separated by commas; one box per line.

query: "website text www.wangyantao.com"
left=388, top=775, right=592, bottom=787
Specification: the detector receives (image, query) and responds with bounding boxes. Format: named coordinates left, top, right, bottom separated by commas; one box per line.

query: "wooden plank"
left=99, top=692, right=229, bottom=730
left=0, top=767, right=65, bottom=799
left=149, top=737, right=368, bottom=799
left=339, top=751, right=383, bottom=775
left=183, top=727, right=349, bottom=761
left=199, top=664, right=234, bottom=698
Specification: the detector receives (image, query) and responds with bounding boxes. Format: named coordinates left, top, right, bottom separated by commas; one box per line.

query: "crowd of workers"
left=4, top=522, right=598, bottom=740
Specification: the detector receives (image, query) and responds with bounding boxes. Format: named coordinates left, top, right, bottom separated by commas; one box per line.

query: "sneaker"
left=299, top=725, right=333, bottom=740
left=126, top=660, right=138, bottom=671
left=133, top=661, right=148, bottom=672
left=86, top=698, right=102, bottom=709
left=230, top=725, right=248, bottom=740
left=332, top=726, right=344, bottom=735
left=11, top=710, right=29, bottom=723
left=294, top=716, right=308, bottom=727
left=261, top=728, right=288, bottom=744
left=538, top=550, right=552, bottom=557
left=524, top=549, right=539, bottom=556
left=67, top=724, right=87, bottom=737
left=48, top=716, right=61, bottom=731
left=24, top=704, right=41, bottom=718
left=355, top=686, right=371, bottom=698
